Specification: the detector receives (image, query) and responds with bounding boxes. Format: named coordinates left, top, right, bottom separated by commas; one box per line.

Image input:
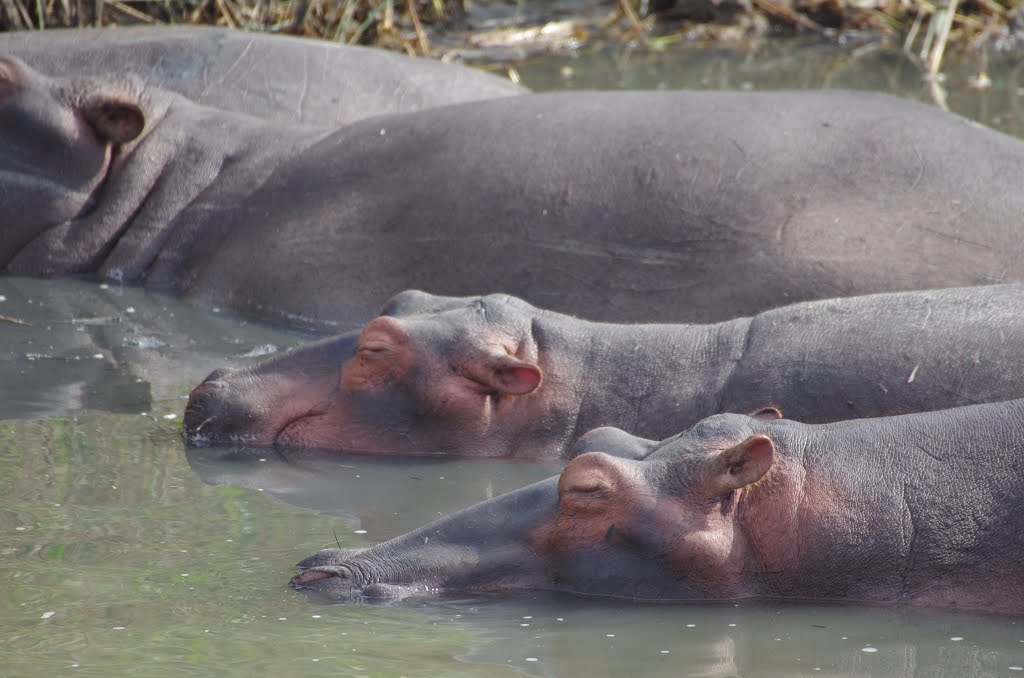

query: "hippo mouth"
left=290, top=550, right=427, bottom=604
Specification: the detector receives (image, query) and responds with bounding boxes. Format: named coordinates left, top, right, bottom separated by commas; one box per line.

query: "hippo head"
left=291, top=412, right=788, bottom=603
left=183, top=291, right=580, bottom=457
left=0, top=56, right=146, bottom=267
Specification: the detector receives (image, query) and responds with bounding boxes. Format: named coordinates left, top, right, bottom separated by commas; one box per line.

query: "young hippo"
left=292, top=401, right=1024, bottom=614
left=186, top=285, right=1024, bottom=458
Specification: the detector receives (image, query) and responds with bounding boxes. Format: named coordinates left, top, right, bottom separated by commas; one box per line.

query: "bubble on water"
left=525, top=658, right=538, bottom=662
left=92, top=353, right=104, bottom=359
left=686, top=624, right=696, bottom=628
left=311, top=615, right=321, bottom=619
left=163, top=413, right=177, bottom=420
left=278, top=617, right=287, bottom=621
left=112, top=626, right=126, bottom=631
left=606, top=634, right=615, bottom=638
left=861, top=647, right=878, bottom=653
left=1009, top=666, right=1023, bottom=671
left=950, top=636, right=964, bottom=641
left=124, top=336, right=167, bottom=349
left=240, top=344, right=280, bottom=358
left=354, top=529, right=367, bottom=534
left=520, top=623, right=530, bottom=627
left=41, top=611, right=55, bottom=619
left=522, top=616, right=532, bottom=620
left=660, top=650, right=669, bottom=654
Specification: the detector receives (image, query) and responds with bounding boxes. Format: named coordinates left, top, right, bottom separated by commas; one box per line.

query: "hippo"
left=0, top=26, right=524, bottom=125
left=5, top=58, right=1024, bottom=331
left=291, top=400, right=1024, bottom=614
left=186, top=285, right=1024, bottom=457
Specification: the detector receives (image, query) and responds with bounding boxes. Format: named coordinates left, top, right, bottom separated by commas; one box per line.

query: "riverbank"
left=1, top=0, right=1020, bottom=66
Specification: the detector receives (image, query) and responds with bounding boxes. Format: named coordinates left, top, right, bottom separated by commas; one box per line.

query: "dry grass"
left=0, top=0, right=1019, bottom=60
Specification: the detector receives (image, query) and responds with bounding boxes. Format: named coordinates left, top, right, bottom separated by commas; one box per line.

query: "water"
left=4, top=39, right=1024, bottom=676
left=512, top=39, right=1024, bottom=138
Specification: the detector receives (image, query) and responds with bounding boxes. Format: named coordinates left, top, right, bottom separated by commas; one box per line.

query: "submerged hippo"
left=0, top=26, right=524, bottom=125
left=5, top=57, right=1024, bottom=330
left=292, top=401, right=1024, bottom=614
left=186, top=286, right=1024, bottom=457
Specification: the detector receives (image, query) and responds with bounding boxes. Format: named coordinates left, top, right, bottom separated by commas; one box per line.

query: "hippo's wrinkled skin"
left=5, top=57, right=1024, bottom=329
left=292, top=402, right=1024, bottom=614
left=0, top=26, right=524, bottom=126
left=186, top=285, right=1024, bottom=457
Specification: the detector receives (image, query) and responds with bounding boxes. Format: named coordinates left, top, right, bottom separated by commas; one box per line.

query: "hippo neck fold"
left=5, top=94, right=326, bottom=286
left=564, top=316, right=751, bottom=446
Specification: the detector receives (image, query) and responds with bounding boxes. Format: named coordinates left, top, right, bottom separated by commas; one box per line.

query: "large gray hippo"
left=4, top=56, right=1024, bottom=329
left=0, top=26, right=524, bottom=125
left=292, top=401, right=1024, bottom=615
left=186, top=286, right=1024, bottom=457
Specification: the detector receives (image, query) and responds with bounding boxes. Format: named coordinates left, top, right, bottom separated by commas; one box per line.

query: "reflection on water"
left=514, top=39, right=1024, bottom=139
left=4, top=38, right=1024, bottom=672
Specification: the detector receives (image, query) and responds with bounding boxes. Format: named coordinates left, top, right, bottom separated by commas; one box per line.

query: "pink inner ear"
left=495, top=363, right=541, bottom=395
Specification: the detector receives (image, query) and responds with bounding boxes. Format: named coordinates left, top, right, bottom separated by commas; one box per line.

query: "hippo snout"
left=290, top=561, right=416, bottom=603
left=182, top=374, right=240, bottom=445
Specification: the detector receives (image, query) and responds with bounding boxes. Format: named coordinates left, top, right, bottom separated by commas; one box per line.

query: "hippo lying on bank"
left=186, top=285, right=1024, bottom=457
left=0, top=26, right=524, bottom=126
left=5, top=58, right=1024, bottom=330
left=292, top=401, right=1024, bottom=614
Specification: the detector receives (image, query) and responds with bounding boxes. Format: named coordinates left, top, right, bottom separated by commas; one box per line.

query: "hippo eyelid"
left=357, top=343, right=393, bottom=356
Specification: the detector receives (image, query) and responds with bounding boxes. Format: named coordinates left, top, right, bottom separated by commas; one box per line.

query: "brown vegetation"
left=0, top=0, right=1020, bottom=58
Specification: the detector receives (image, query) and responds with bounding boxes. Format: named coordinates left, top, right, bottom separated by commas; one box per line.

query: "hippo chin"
left=292, top=401, right=1024, bottom=614
left=187, top=285, right=1024, bottom=458
left=6, top=57, right=1024, bottom=330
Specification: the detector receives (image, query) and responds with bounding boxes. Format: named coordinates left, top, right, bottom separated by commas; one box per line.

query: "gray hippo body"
left=292, top=401, right=1024, bottom=615
left=185, top=286, right=1024, bottom=458
left=5, top=57, right=1024, bottom=329
left=0, top=26, right=524, bottom=125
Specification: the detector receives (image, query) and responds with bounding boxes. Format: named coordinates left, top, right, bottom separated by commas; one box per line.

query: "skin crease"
left=6, top=59, right=1024, bottom=330
left=188, top=285, right=1024, bottom=458
left=291, top=402, right=1024, bottom=615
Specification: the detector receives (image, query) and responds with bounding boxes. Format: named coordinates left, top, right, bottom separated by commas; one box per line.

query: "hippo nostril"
left=182, top=380, right=232, bottom=441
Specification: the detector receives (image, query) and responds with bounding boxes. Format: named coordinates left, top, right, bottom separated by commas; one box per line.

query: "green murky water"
left=3, top=40, right=1024, bottom=677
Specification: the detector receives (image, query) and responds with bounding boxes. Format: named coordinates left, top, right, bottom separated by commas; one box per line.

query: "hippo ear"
left=702, top=435, right=775, bottom=498
left=469, top=350, right=542, bottom=396
left=749, top=406, right=783, bottom=421
left=81, top=96, right=146, bottom=145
